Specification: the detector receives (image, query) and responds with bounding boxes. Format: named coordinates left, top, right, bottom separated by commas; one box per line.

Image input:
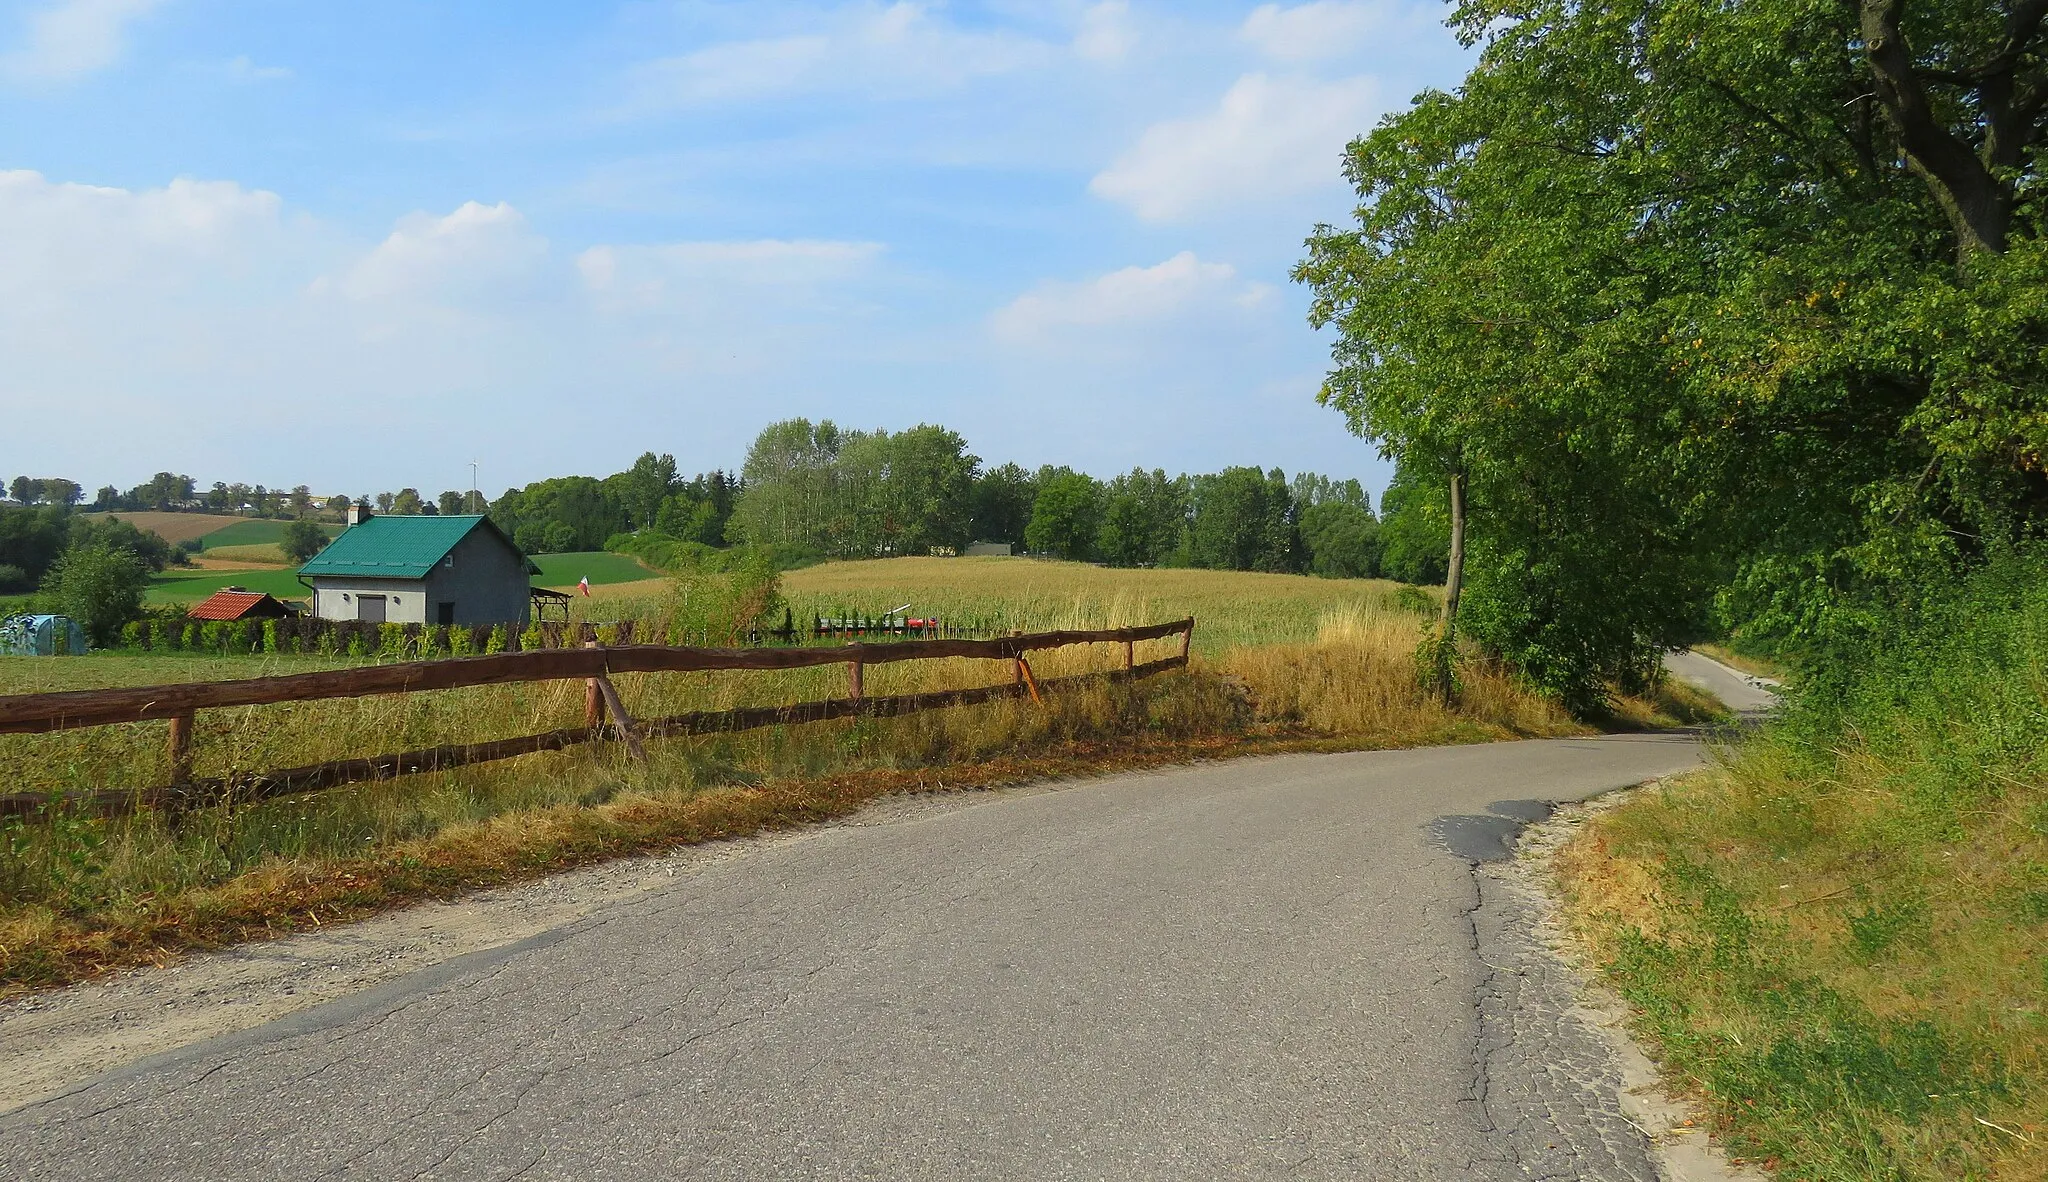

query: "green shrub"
left=119, top=621, right=144, bottom=649
left=379, top=623, right=407, bottom=658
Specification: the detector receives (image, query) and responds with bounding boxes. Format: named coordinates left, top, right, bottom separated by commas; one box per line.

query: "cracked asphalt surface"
left=0, top=733, right=1708, bottom=1180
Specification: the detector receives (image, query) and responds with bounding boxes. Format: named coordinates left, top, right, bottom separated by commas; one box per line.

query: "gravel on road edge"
left=1501, top=784, right=1768, bottom=1182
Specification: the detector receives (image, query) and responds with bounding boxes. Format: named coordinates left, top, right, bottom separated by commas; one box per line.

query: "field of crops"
left=77, top=512, right=252, bottom=545
left=653, top=557, right=1429, bottom=655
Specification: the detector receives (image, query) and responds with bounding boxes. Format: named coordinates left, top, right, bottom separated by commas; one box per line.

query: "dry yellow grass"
left=1558, top=762, right=2047, bottom=1179
left=75, top=511, right=247, bottom=544
left=196, top=543, right=290, bottom=565
left=724, top=556, right=1420, bottom=654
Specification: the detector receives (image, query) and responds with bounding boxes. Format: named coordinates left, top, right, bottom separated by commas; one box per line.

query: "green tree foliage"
left=875, top=424, right=978, bottom=555
left=493, top=453, right=738, bottom=556
left=280, top=520, right=329, bottom=564
left=730, top=419, right=842, bottom=549
left=1025, top=472, right=1105, bottom=560
left=970, top=462, right=1037, bottom=548
left=1375, top=460, right=1450, bottom=586
left=1299, top=502, right=1379, bottom=578
left=389, top=488, right=425, bottom=516
left=1188, top=467, right=1298, bottom=572
left=1095, top=468, right=1190, bottom=567
left=0, top=506, right=69, bottom=587
left=6, top=478, right=83, bottom=507
left=1298, top=0, right=2048, bottom=707
left=66, top=515, right=176, bottom=572
left=42, top=544, right=147, bottom=645
left=730, top=420, right=977, bottom=557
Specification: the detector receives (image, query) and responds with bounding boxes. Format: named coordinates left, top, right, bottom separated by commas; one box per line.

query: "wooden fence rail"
left=0, top=619, right=1195, bottom=817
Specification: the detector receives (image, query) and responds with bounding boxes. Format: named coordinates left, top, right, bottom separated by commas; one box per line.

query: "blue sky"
left=0, top=0, right=1470, bottom=500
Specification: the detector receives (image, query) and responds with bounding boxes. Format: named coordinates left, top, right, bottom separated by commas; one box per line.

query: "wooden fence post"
left=847, top=641, right=863, bottom=708
left=593, top=676, right=647, bottom=762
left=1180, top=620, right=1194, bottom=663
left=167, top=713, right=193, bottom=783
left=583, top=639, right=605, bottom=730
left=1010, top=630, right=1024, bottom=686
left=1016, top=656, right=1043, bottom=704
left=1123, top=639, right=1134, bottom=670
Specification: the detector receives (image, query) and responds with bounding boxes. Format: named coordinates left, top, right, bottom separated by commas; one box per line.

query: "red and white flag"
left=578, top=576, right=591, bottom=597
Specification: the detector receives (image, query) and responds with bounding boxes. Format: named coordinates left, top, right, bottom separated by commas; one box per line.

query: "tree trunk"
left=1857, top=0, right=2048, bottom=267
left=1441, top=471, right=1466, bottom=637
left=1424, top=469, right=1466, bottom=708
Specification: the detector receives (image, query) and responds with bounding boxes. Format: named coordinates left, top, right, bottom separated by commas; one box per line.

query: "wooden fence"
left=0, top=618, right=1196, bottom=817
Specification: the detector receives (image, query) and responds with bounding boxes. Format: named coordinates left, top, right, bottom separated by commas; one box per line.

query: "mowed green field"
left=530, top=551, right=655, bottom=587
left=146, top=568, right=310, bottom=604
left=198, top=519, right=334, bottom=548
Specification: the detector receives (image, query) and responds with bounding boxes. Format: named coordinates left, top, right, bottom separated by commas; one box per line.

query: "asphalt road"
left=1662, top=650, right=1780, bottom=716
left=0, top=732, right=1712, bottom=1181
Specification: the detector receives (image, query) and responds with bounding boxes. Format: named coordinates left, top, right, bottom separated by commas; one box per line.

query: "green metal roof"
left=298, top=515, right=540, bottom=580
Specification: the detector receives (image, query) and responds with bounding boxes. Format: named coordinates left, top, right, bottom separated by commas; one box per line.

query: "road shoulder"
left=1505, top=789, right=1768, bottom=1182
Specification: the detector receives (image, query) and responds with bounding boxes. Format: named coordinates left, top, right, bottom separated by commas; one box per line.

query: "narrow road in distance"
left=0, top=730, right=1711, bottom=1181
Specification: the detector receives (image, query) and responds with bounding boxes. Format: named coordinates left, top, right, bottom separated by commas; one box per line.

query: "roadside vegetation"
left=1559, top=552, right=2048, bottom=1179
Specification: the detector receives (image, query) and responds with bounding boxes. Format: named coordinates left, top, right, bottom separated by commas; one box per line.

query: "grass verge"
left=1555, top=562, right=2048, bottom=1180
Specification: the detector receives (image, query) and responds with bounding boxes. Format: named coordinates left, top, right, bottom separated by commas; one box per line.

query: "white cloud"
left=1240, top=1, right=1399, bottom=61
left=1088, top=72, right=1378, bottom=220
left=625, top=2, right=1052, bottom=109
left=991, top=251, right=1271, bottom=341
left=2, top=0, right=163, bottom=83
left=223, top=54, right=290, bottom=83
left=0, top=168, right=288, bottom=293
left=334, top=201, right=546, bottom=302
left=1073, top=1, right=1134, bottom=63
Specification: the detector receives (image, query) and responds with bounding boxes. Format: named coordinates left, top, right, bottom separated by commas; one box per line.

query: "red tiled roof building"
left=188, top=588, right=298, bottom=621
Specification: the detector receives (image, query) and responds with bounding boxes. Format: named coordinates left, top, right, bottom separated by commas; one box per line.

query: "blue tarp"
left=0, top=614, right=87, bottom=656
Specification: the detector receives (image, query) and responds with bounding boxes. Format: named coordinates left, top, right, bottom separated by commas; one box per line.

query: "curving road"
left=0, top=730, right=1717, bottom=1181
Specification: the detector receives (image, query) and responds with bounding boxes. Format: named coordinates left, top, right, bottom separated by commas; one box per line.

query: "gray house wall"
left=309, top=577, right=428, bottom=624
left=421, top=529, right=532, bottom=626
left=307, top=528, right=531, bottom=627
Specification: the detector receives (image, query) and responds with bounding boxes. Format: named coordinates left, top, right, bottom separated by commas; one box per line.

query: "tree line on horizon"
left=531, top=418, right=1443, bottom=581
left=2, top=419, right=1436, bottom=610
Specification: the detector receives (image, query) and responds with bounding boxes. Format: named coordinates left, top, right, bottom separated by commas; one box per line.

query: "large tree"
left=1299, top=0, right=2048, bottom=707
left=1025, top=472, right=1105, bottom=561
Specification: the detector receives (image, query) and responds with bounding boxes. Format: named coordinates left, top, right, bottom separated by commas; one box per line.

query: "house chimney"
left=347, top=502, right=371, bottom=527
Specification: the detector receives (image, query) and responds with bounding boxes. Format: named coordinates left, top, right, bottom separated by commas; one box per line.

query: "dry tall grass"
left=1223, top=601, right=1578, bottom=742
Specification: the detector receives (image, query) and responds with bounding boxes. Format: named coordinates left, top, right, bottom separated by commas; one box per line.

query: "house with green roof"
left=299, top=506, right=540, bottom=627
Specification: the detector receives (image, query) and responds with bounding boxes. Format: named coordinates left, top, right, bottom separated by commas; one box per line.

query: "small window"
left=437, top=602, right=456, bottom=626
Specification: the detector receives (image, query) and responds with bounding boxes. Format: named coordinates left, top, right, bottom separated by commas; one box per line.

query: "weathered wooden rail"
left=0, top=619, right=1195, bottom=816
